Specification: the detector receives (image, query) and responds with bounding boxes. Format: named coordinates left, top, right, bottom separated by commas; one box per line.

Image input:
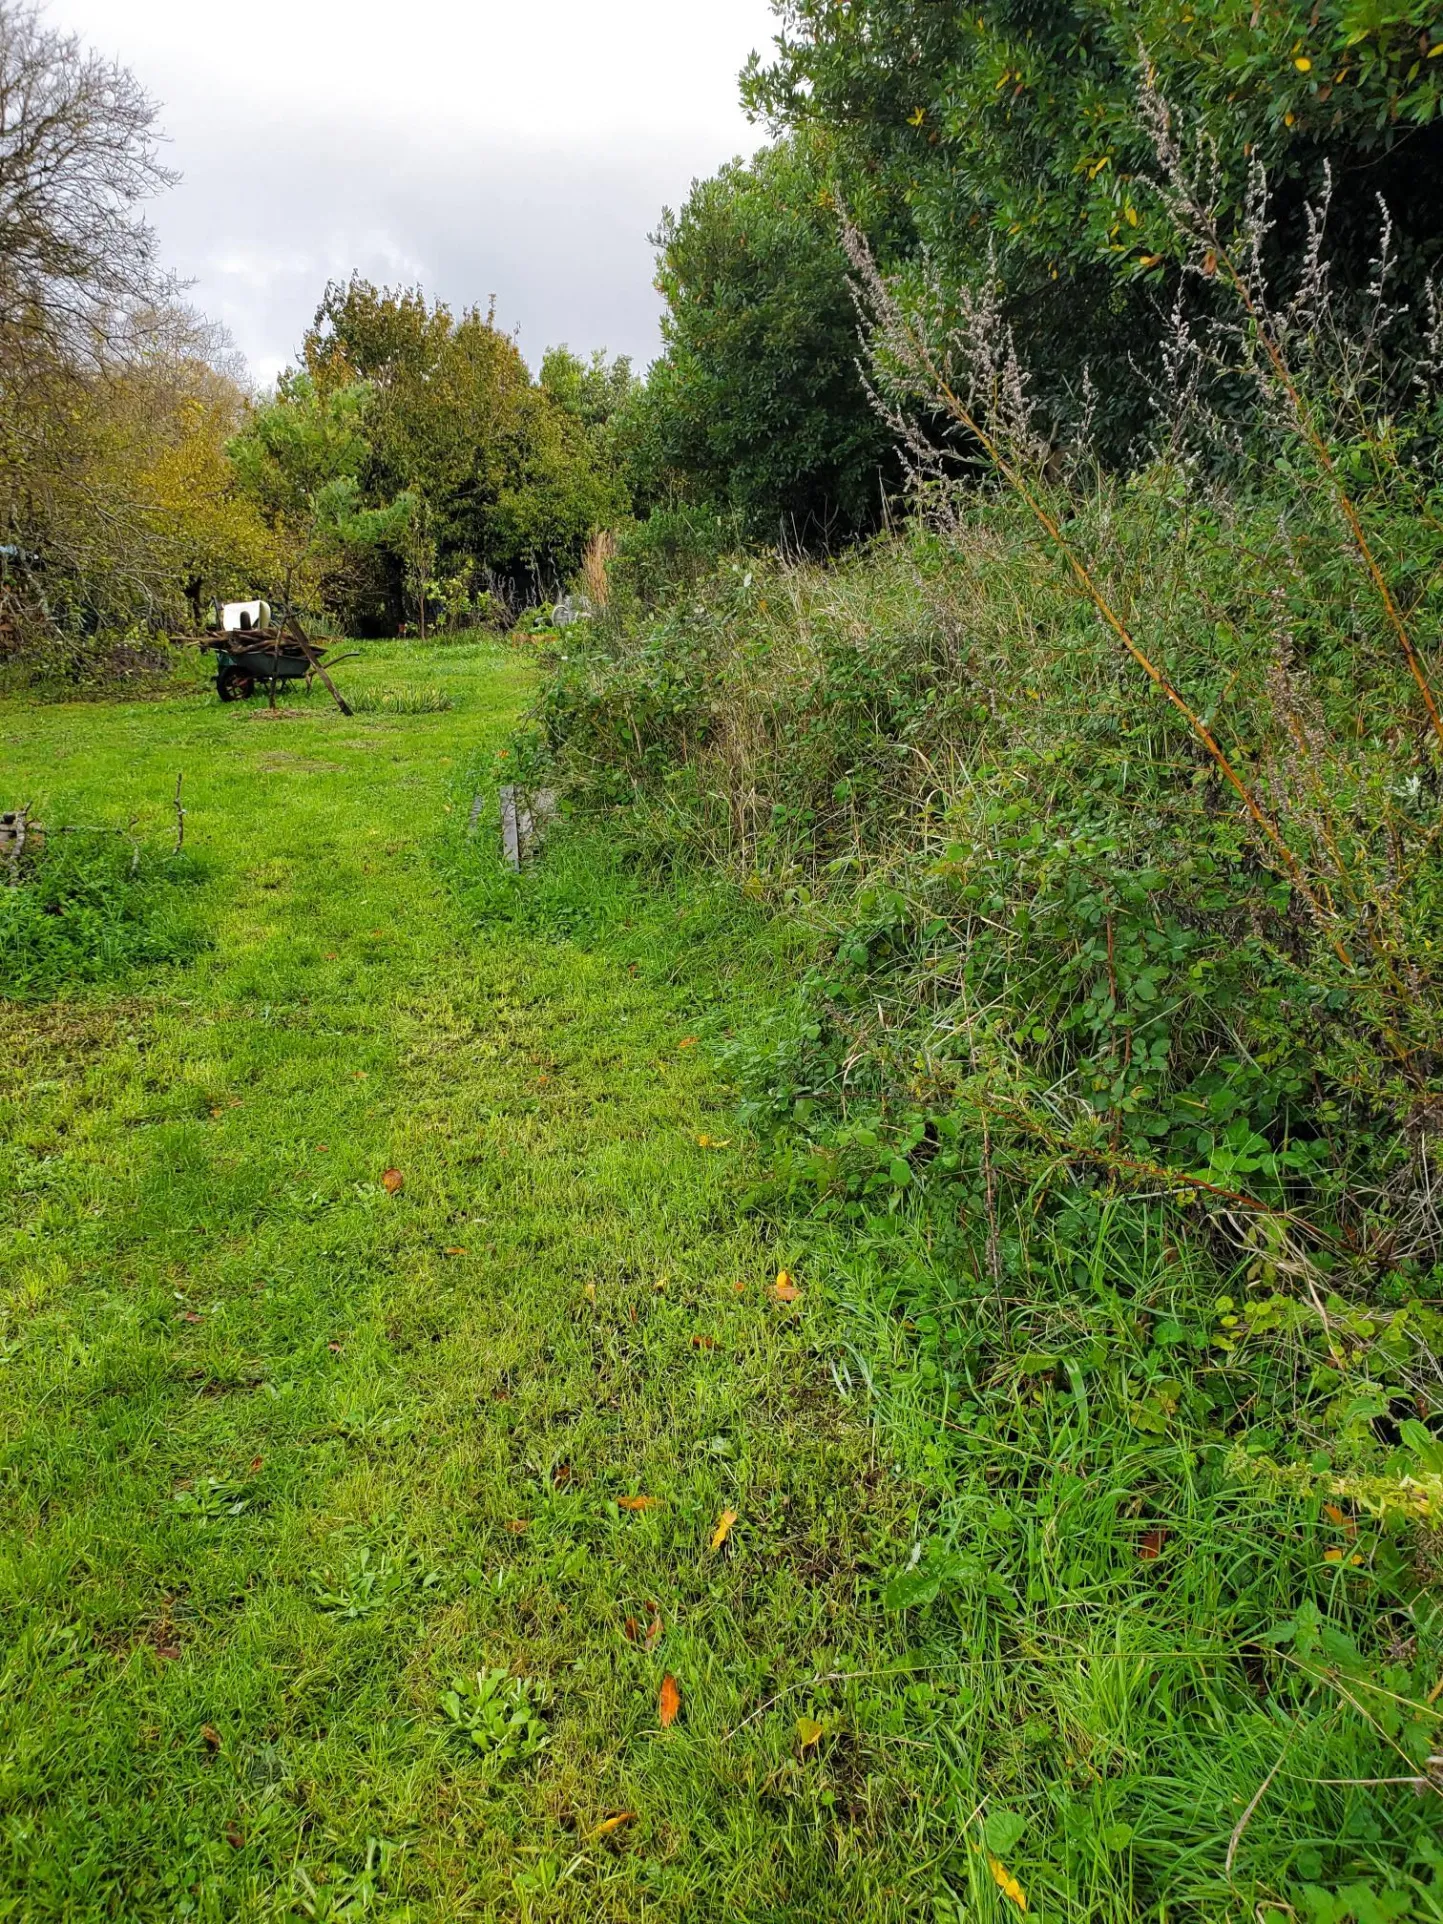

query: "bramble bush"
left=520, top=160, right=1443, bottom=1915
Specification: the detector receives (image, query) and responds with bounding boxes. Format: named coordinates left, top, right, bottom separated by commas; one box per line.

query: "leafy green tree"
left=540, top=346, right=638, bottom=434
left=746, top=1, right=1443, bottom=445
left=643, top=136, right=893, bottom=540
left=230, top=280, right=629, bottom=628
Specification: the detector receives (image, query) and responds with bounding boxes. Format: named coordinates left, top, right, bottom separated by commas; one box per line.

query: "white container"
left=219, top=600, right=272, bottom=633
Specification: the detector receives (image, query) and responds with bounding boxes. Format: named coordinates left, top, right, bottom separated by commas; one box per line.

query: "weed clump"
left=0, top=833, right=206, bottom=1000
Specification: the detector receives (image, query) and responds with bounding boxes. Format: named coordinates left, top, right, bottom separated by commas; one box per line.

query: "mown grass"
left=0, top=641, right=929, bottom=1922
left=4, top=636, right=1440, bottom=1923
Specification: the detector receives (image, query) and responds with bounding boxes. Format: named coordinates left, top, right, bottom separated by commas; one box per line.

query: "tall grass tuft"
left=578, top=528, right=617, bottom=609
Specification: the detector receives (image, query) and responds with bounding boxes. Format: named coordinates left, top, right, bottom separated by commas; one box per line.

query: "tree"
left=0, top=1, right=175, bottom=379
left=746, top=0, right=1443, bottom=447
left=242, top=278, right=630, bottom=625
left=641, top=136, right=892, bottom=541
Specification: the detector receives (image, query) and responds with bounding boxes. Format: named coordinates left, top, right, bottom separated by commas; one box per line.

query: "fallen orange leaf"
left=381, top=1169, right=404, bottom=1195
left=678, top=1037, right=698, bottom=1050
left=774, top=1271, right=801, bottom=1303
left=623, top=1616, right=641, bottom=1643
left=617, top=1495, right=660, bottom=1512
left=659, top=1674, right=681, bottom=1728
left=444, top=1246, right=468, bottom=1256
left=691, top=1333, right=718, bottom=1349
left=590, top=1811, right=636, bottom=1840
left=1323, top=1502, right=1358, bottom=1537
left=1137, top=1528, right=1167, bottom=1561
left=710, top=1508, right=739, bottom=1551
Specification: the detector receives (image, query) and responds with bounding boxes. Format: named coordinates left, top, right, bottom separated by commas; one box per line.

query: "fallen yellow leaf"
left=617, top=1495, right=661, bottom=1512
left=988, top=1854, right=1028, bottom=1913
left=696, top=1134, right=733, bottom=1149
left=774, top=1271, right=801, bottom=1303
left=796, top=1716, right=825, bottom=1751
left=590, top=1811, right=636, bottom=1839
left=710, top=1508, right=739, bottom=1551
left=659, top=1674, right=681, bottom=1728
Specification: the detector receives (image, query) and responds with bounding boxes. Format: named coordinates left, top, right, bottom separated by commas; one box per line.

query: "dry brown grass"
left=579, top=529, right=618, bottom=609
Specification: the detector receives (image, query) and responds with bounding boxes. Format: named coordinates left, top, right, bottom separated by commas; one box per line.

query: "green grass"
left=3, top=639, right=1440, bottom=1924
left=0, top=640, right=926, bottom=1922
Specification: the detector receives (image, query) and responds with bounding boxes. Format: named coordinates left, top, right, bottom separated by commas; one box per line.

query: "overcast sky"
left=51, top=0, right=779, bottom=385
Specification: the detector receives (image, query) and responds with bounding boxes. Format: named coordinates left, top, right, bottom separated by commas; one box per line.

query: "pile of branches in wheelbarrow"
left=175, top=602, right=356, bottom=715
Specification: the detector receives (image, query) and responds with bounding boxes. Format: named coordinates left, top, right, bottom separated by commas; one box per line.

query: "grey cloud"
left=150, top=108, right=756, bottom=383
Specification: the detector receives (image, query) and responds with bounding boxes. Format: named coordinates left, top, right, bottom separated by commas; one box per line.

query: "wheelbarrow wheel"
left=217, top=666, right=255, bottom=702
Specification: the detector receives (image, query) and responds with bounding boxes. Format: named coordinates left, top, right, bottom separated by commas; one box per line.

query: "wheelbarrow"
left=188, top=609, right=355, bottom=715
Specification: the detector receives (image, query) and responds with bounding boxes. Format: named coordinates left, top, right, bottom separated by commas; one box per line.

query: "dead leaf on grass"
left=774, top=1271, right=801, bottom=1303
left=796, top=1716, right=825, bottom=1751
left=988, top=1855, right=1028, bottom=1913
left=710, top=1509, right=739, bottom=1552
left=381, top=1168, right=404, bottom=1195
left=617, top=1495, right=660, bottom=1512
left=691, top=1334, right=718, bottom=1349
left=1137, top=1528, right=1167, bottom=1561
left=505, top=1519, right=531, bottom=1535
left=590, top=1811, right=636, bottom=1840
left=200, top=1725, right=221, bottom=1752
left=659, top=1674, right=681, bottom=1728
left=1324, top=1502, right=1358, bottom=1537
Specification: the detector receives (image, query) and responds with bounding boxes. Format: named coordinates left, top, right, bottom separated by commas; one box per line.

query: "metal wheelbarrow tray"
left=186, top=614, right=354, bottom=715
